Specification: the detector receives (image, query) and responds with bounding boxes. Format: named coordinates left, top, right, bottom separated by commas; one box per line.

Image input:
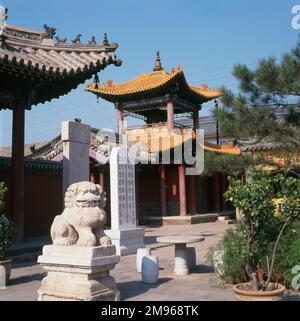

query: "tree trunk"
left=246, top=222, right=258, bottom=290
left=265, top=217, right=291, bottom=290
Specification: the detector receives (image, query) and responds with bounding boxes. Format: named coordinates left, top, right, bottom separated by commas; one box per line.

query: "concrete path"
left=0, top=222, right=299, bottom=301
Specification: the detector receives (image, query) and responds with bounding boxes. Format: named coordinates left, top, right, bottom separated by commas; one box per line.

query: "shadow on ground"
left=283, top=294, right=300, bottom=301
left=8, top=273, right=46, bottom=286
left=117, top=277, right=172, bottom=300
left=12, top=259, right=39, bottom=269
left=144, top=236, right=157, bottom=245
left=190, top=264, right=214, bottom=274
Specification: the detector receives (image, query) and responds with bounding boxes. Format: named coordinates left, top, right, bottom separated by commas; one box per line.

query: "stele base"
left=105, top=228, right=145, bottom=256
left=37, top=245, right=120, bottom=301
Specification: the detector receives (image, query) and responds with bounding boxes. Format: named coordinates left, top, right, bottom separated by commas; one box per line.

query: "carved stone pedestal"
left=37, top=245, right=120, bottom=301
left=105, top=228, right=145, bottom=256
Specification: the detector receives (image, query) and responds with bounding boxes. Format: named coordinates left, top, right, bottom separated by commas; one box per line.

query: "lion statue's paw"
left=53, top=238, right=73, bottom=247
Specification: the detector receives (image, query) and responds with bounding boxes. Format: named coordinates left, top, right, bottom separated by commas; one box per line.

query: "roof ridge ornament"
left=153, top=50, right=163, bottom=72
left=72, top=34, right=82, bottom=44
left=103, top=33, right=109, bottom=46
left=43, top=24, right=56, bottom=39
left=88, top=36, right=97, bottom=45
left=55, top=36, right=67, bottom=44
left=201, top=83, right=208, bottom=91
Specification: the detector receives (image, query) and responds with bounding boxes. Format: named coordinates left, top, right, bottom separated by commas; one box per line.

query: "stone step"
left=139, top=214, right=219, bottom=226
left=6, top=236, right=51, bottom=262
left=218, top=216, right=231, bottom=221
left=222, top=220, right=236, bottom=225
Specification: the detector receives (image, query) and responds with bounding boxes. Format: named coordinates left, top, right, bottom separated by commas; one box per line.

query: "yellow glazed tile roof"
left=86, top=66, right=222, bottom=103
left=127, top=126, right=196, bottom=153
left=126, top=126, right=241, bottom=155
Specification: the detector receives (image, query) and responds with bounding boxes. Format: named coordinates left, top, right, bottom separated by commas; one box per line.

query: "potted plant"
left=0, top=182, right=17, bottom=282
left=224, top=172, right=300, bottom=301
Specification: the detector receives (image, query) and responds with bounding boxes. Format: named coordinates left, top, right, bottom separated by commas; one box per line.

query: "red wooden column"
left=99, top=167, right=105, bottom=188
left=188, top=175, right=197, bottom=215
left=117, top=102, right=124, bottom=133
left=178, top=164, right=187, bottom=216
left=10, top=105, right=25, bottom=242
left=159, top=164, right=167, bottom=216
left=201, top=176, right=208, bottom=212
left=193, top=110, right=200, bottom=131
left=166, top=97, right=174, bottom=131
left=214, top=173, right=221, bottom=213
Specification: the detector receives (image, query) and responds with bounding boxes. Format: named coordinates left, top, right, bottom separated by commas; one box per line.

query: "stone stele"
left=37, top=181, right=120, bottom=301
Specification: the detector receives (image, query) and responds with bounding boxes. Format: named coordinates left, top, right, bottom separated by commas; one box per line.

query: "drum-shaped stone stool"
left=136, top=248, right=152, bottom=273
left=141, top=256, right=159, bottom=284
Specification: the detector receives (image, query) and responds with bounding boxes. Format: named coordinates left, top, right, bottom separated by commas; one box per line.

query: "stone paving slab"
left=0, top=222, right=299, bottom=301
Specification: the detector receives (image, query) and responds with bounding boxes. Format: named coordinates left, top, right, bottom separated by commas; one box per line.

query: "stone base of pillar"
left=105, top=228, right=145, bottom=256
left=37, top=245, right=120, bottom=301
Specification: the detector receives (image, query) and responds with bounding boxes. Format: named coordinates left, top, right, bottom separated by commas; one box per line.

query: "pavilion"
left=86, top=52, right=240, bottom=219
left=0, top=6, right=122, bottom=240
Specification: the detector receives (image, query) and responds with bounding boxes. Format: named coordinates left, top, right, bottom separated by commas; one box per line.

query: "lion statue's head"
left=64, top=182, right=106, bottom=209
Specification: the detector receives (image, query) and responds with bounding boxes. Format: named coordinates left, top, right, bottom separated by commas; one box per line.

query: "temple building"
left=0, top=6, right=121, bottom=240
left=85, top=52, right=240, bottom=222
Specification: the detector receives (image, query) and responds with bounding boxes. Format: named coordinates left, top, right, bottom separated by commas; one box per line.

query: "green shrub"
left=223, top=172, right=300, bottom=291
left=0, top=182, right=7, bottom=215
left=207, top=218, right=300, bottom=290
left=0, top=182, right=16, bottom=260
left=207, top=222, right=248, bottom=285
left=265, top=220, right=300, bottom=289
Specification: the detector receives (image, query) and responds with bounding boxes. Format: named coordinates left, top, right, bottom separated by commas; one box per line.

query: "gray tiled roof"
left=0, top=156, right=62, bottom=171
left=239, top=139, right=294, bottom=152
left=0, top=19, right=122, bottom=109
left=0, top=141, right=50, bottom=157
left=1, top=24, right=121, bottom=74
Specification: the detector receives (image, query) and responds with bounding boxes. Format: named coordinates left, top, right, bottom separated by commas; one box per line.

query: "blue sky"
left=0, top=0, right=299, bottom=146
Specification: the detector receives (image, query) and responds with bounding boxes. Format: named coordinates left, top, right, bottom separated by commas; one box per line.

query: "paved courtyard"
left=1, top=222, right=299, bottom=301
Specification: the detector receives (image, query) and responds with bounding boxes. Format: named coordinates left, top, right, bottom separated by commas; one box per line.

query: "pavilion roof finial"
left=153, top=50, right=163, bottom=72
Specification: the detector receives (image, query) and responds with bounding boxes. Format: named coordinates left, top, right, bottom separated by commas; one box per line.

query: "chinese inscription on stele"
left=110, top=147, right=136, bottom=230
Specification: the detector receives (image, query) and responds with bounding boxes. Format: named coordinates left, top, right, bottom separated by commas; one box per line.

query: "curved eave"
left=190, top=86, right=223, bottom=101
left=85, top=67, right=223, bottom=104
left=203, top=142, right=241, bottom=155
left=0, top=53, right=121, bottom=110
left=85, top=69, right=181, bottom=103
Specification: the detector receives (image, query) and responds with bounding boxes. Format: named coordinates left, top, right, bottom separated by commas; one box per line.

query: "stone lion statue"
left=50, top=181, right=111, bottom=247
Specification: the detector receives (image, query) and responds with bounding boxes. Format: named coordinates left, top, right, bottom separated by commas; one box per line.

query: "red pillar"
left=167, top=98, right=174, bottom=131
left=117, top=103, right=124, bottom=133
left=201, top=176, right=208, bottom=212
left=99, top=167, right=105, bottom=188
left=188, top=175, right=197, bottom=215
left=159, top=164, right=167, bottom=216
left=178, top=164, right=187, bottom=216
left=193, top=110, right=200, bottom=131
left=10, top=105, right=25, bottom=241
left=214, top=173, right=221, bottom=213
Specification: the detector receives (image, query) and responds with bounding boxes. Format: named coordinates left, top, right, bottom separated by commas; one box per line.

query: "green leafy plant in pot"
left=0, top=182, right=17, bottom=282
left=224, top=172, right=300, bottom=300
